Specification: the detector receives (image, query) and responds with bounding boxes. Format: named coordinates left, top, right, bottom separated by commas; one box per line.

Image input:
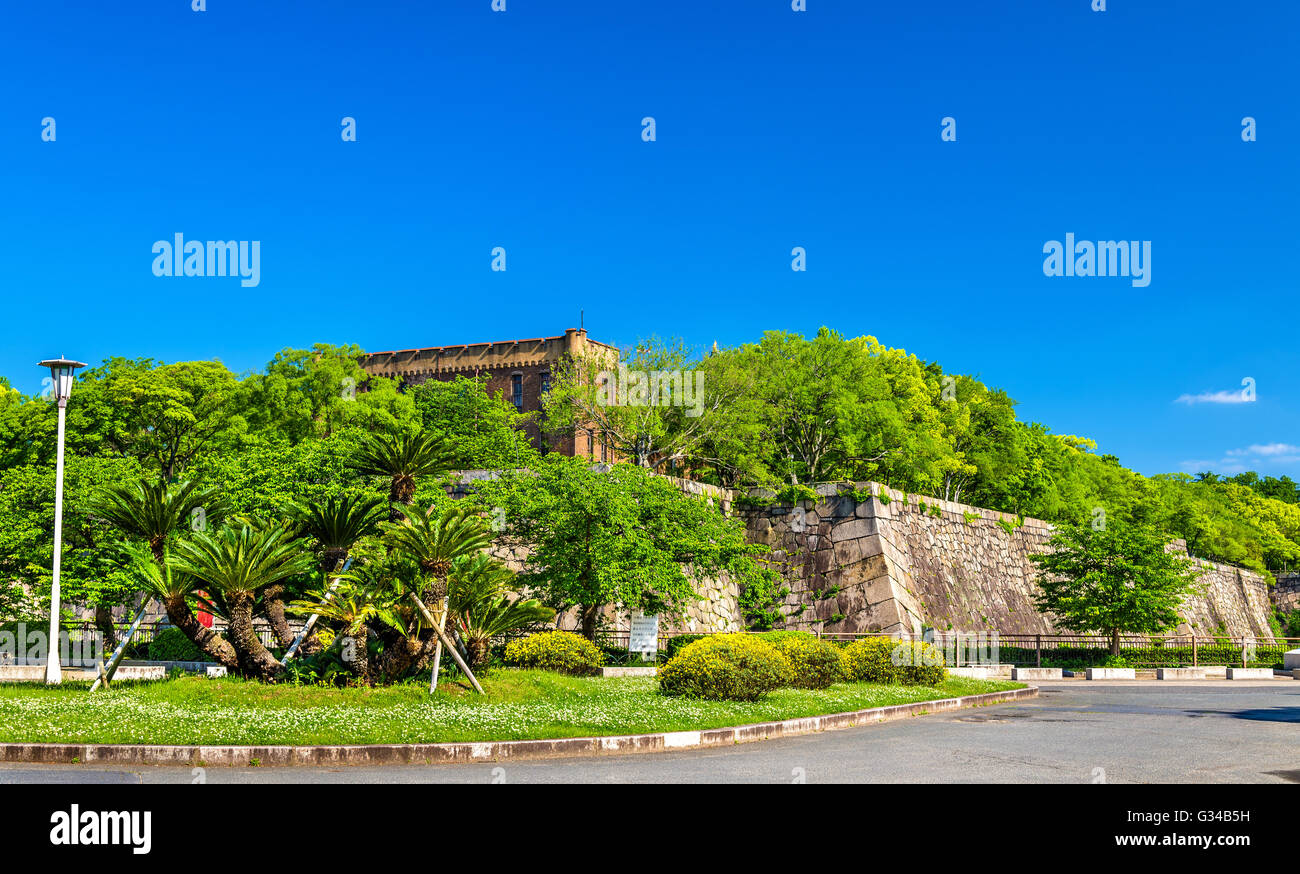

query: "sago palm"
left=93, top=479, right=224, bottom=561
left=289, top=581, right=403, bottom=684
left=115, top=541, right=238, bottom=668
left=447, top=554, right=552, bottom=669
left=172, top=522, right=317, bottom=679
left=349, top=430, right=458, bottom=519
left=447, top=553, right=518, bottom=615
left=286, top=493, right=387, bottom=574
left=385, top=504, right=493, bottom=601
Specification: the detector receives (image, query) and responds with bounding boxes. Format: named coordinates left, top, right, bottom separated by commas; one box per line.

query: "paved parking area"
left=0, top=681, right=1295, bottom=783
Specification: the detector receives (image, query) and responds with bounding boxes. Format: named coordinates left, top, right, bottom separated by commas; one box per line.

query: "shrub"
left=843, top=637, right=900, bottom=683
left=658, top=634, right=792, bottom=701
left=664, top=634, right=705, bottom=661
left=504, top=631, right=604, bottom=675
left=767, top=634, right=847, bottom=689
left=889, top=640, right=947, bottom=685
left=147, top=627, right=211, bottom=663
left=754, top=629, right=816, bottom=647
left=843, top=637, right=947, bottom=686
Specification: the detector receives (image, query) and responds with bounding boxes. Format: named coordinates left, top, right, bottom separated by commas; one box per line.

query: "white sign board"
left=629, top=614, right=659, bottom=657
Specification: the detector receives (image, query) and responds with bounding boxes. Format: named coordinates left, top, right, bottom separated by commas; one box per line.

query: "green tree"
left=66, top=358, right=247, bottom=480
left=475, top=456, right=770, bottom=638
left=410, top=374, right=540, bottom=469
left=1031, top=521, right=1203, bottom=655
left=543, top=336, right=740, bottom=472
left=239, top=344, right=415, bottom=442
left=0, top=456, right=146, bottom=635
left=702, top=329, right=950, bottom=489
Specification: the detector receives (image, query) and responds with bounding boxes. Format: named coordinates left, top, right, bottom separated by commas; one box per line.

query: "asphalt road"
left=1, top=681, right=1296, bottom=784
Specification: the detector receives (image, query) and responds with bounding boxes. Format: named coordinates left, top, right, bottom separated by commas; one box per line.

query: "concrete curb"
left=0, top=686, right=1037, bottom=768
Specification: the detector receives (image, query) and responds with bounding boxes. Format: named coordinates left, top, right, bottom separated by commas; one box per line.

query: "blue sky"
left=2, top=0, right=1296, bottom=478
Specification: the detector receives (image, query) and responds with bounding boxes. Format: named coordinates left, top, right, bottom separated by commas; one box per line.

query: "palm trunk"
left=319, top=549, right=347, bottom=577
left=343, top=629, right=371, bottom=684
left=466, top=636, right=490, bottom=670
left=389, top=583, right=452, bottom=678
left=390, top=475, right=416, bottom=521
left=162, top=594, right=238, bottom=668
left=226, top=591, right=284, bottom=680
left=261, top=583, right=296, bottom=649
left=380, top=633, right=428, bottom=679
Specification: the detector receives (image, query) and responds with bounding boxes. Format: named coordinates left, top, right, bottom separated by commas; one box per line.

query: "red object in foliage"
left=196, top=591, right=214, bottom=628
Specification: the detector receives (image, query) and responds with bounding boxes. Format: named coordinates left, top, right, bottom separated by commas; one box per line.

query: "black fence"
left=973, top=633, right=1298, bottom=669
left=574, top=629, right=1298, bottom=670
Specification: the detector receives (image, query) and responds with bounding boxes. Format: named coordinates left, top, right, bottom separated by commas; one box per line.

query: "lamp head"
left=37, top=358, right=87, bottom=403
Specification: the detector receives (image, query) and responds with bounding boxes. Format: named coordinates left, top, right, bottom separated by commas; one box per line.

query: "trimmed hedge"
left=658, top=634, right=792, bottom=701
left=994, top=642, right=1289, bottom=670
left=768, top=634, right=847, bottom=689
left=504, top=631, right=604, bottom=675
left=753, top=629, right=818, bottom=648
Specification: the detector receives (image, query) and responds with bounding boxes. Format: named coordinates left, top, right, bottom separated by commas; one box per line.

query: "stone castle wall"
left=738, top=482, right=1275, bottom=639
left=448, top=470, right=1273, bottom=639
left=1274, top=572, right=1300, bottom=613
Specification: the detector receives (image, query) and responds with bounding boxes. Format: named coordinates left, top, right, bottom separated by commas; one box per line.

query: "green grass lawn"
left=0, top=670, right=1023, bottom=746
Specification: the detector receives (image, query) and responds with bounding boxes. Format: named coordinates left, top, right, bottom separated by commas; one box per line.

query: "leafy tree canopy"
left=1030, top=520, right=1203, bottom=654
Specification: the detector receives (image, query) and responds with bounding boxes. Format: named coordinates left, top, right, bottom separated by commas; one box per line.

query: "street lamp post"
left=38, top=357, right=86, bottom=685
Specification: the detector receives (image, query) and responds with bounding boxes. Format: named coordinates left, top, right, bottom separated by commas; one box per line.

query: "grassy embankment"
left=0, top=670, right=1022, bottom=746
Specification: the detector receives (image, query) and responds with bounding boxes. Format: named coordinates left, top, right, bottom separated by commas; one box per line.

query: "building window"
left=540, top=371, right=550, bottom=396
left=511, top=373, right=523, bottom=411
left=601, top=432, right=608, bottom=463
left=587, top=432, right=594, bottom=458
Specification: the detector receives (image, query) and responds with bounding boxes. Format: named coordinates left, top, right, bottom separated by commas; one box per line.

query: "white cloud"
left=1229, top=443, right=1300, bottom=457
left=1182, top=443, right=1300, bottom=473
left=1174, top=389, right=1253, bottom=405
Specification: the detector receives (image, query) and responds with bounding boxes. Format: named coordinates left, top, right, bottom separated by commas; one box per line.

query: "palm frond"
left=348, top=431, right=457, bottom=480
left=383, top=504, right=493, bottom=580
left=172, top=523, right=317, bottom=597
left=286, top=494, right=385, bottom=547
left=92, top=479, right=225, bottom=553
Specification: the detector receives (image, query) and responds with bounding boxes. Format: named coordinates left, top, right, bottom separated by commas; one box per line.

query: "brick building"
left=361, top=328, right=619, bottom=459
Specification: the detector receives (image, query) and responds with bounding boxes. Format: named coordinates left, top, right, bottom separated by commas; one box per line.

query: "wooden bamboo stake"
left=409, top=593, right=483, bottom=694
left=89, top=600, right=153, bottom=693
left=428, top=596, right=449, bottom=694
left=282, top=557, right=353, bottom=664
